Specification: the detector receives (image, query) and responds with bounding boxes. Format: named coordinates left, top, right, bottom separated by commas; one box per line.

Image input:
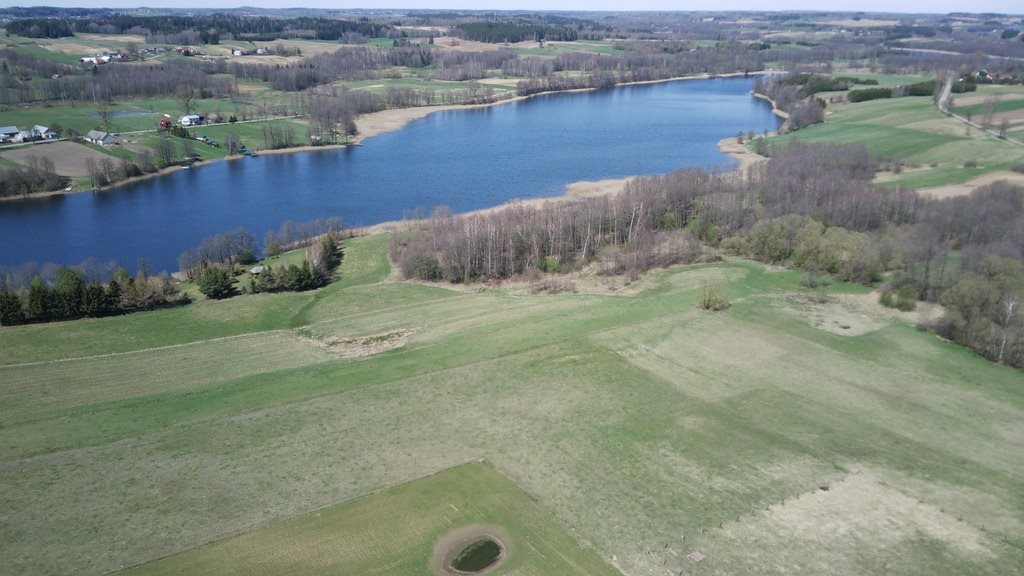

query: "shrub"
left=700, top=282, right=727, bottom=311
left=905, top=80, right=937, bottom=96
left=848, top=87, right=894, bottom=102
left=719, top=236, right=746, bottom=256
left=881, top=285, right=917, bottom=311
left=879, top=290, right=895, bottom=308
left=539, top=256, right=562, bottom=273
left=895, top=285, right=918, bottom=311
left=412, top=255, right=442, bottom=281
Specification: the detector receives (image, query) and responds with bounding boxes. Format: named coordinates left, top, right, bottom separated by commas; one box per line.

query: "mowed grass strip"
left=118, top=463, right=621, bottom=576
left=0, top=330, right=335, bottom=425
left=957, top=97, right=1024, bottom=118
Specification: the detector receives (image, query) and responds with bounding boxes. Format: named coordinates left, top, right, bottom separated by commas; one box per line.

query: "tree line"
left=176, top=219, right=349, bottom=301
left=389, top=141, right=1023, bottom=369
left=5, top=14, right=390, bottom=42
left=452, top=22, right=579, bottom=43
left=0, top=266, right=187, bottom=326
left=83, top=135, right=199, bottom=189
left=752, top=75, right=829, bottom=131
left=1, top=56, right=236, bottom=106
left=0, top=215, right=352, bottom=325
left=0, top=156, right=70, bottom=198
left=194, top=231, right=345, bottom=300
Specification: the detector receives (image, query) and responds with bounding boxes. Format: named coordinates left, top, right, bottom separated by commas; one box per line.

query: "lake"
left=0, top=77, right=781, bottom=273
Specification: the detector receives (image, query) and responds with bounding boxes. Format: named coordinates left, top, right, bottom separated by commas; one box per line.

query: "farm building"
left=179, top=115, right=203, bottom=127
left=31, top=126, right=54, bottom=139
left=80, top=55, right=111, bottom=65
left=0, top=126, right=19, bottom=143
left=84, top=130, right=115, bottom=146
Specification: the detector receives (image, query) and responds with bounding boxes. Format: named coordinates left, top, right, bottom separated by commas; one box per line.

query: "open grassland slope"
left=1, top=235, right=1022, bottom=576
left=119, top=462, right=620, bottom=576
left=765, top=86, right=1024, bottom=190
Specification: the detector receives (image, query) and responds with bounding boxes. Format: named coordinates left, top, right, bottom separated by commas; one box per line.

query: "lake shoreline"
left=359, top=137, right=768, bottom=236
left=2, top=73, right=782, bottom=273
left=354, top=70, right=777, bottom=142
left=1, top=70, right=776, bottom=203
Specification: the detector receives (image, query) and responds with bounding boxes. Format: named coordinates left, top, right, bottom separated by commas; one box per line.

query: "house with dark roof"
left=84, top=130, right=115, bottom=146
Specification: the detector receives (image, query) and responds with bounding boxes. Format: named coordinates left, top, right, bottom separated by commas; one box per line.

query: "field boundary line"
left=1, top=287, right=457, bottom=370
left=0, top=329, right=291, bottom=369
left=103, top=459, right=490, bottom=576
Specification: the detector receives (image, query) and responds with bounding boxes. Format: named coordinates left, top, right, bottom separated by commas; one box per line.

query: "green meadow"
left=1, top=235, right=1022, bottom=575
left=765, top=93, right=1024, bottom=188
left=119, top=463, right=620, bottom=576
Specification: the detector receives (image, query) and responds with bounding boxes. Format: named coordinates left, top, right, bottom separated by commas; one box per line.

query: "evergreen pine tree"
left=53, top=267, right=86, bottom=320
left=0, top=289, right=25, bottom=326
left=27, top=276, right=52, bottom=322
left=198, top=267, right=235, bottom=299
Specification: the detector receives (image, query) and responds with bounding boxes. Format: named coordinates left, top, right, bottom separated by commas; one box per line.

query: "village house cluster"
left=76, top=45, right=273, bottom=68
left=0, top=125, right=56, bottom=144
left=79, top=51, right=127, bottom=65
left=974, top=69, right=1018, bottom=83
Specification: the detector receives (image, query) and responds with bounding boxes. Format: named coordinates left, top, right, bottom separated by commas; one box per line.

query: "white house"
left=32, top=125, right=54, bottom=139
left=179, top=114, right=203, bottom=127
left=84, top=130, right=115, bottom=146
left=80, top=55, right=111, bottom=65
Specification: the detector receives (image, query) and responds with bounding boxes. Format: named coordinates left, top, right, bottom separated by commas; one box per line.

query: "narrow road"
left=937, top=76, right=1024, bottom=148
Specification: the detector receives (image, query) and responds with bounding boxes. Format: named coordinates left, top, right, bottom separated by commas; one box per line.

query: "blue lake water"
left=0, top=77, right=780, bottom=273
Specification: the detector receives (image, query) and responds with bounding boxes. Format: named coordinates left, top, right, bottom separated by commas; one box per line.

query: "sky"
left=0, top=0, right=1021, bottom=14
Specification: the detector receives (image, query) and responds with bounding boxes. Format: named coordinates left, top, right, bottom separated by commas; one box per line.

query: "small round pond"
left=450, top=538, right=503, bottom=573
left=431, top=526, right=510, bottom=576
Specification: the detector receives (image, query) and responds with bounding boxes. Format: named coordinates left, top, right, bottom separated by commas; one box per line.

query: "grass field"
left=514, top=40, right=624, bottom=57
left=956, top=97, right=1024, bottom=118
left=337, top=76, right=518, bottom=97
left=0, top=102, right=161, bottom=135
left=119, top=463, right=620, bottom=575
left=1, top=234, right=1022, bottom=576
left=763, top=92, right=1024, bottom=189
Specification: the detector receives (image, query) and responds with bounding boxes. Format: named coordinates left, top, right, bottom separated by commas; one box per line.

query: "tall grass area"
left=1, top=236, right=1022, bottom=576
